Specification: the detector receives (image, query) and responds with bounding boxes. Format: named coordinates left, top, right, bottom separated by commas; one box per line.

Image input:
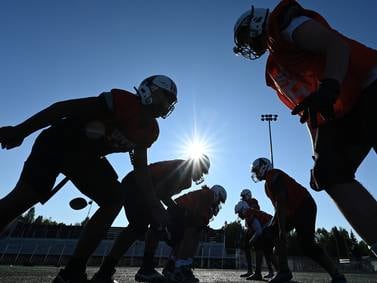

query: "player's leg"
left=312, top=113, right=377, bottom=248
left=160, top=206, right=184, bottom=279
left=0, top=180, right=39, bottom=233
left=93, top=224, right=145, bottom=282
left=167, top=226, right=201, bottom=283
left=295, top=196, right=346, bottom=282
left=268, top=223, right=293, bottom=283
left=0, top=144, right=60, bottom=234
left=54, top=156, right=124, bottom=283
left=262, top=237, right=276, bottom=279
left=94, top=172, right=152, bottom=282
left=240, top=231, right=253, bottom=277
left=135, top=227, right=166, bottom=282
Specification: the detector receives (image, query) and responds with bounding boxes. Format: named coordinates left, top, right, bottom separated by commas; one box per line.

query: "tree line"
left=223, top=221, right=373, bottom=259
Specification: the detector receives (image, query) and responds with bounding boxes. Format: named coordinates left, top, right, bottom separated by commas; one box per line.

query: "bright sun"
left=180, top=134, right=212, bottom=160
left=186, top=140, right=207, bottom=159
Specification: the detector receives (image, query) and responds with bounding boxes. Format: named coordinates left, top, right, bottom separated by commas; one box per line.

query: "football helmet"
left=211, top=185, right=227, bottom=204
left=240, top=189, right=252, bottom=200
left=233, top=6, right=269, bottom=60
left=234, top=200, right=249, bottom=216
left=191, top=154, right=210, bottom=185
left=251, top=158, right=272, bottom=182
left=135, top=75, right=177, bottom=118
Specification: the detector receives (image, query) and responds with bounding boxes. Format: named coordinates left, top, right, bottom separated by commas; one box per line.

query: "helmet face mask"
left=191, top=154, right=210, bottom=185
left=240, top=189, right=252, bottom=201
left=234, top=200, right=249, bottom=219
left=251, top=158, right=272, bottom=182
left=136, top=75, right=177, bottom=118
left=233, top=6, right=269, bottom=60
left=211, top=185, right=227, bottom=204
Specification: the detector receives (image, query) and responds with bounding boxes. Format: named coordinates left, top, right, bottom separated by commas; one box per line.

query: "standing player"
left=239, top=189, right=260, bottom=278
left=235, top=200, right=275, bottom=280
left=232, top=0, right=377, bottom=256
left=251, top=158, right=346, bottom=283
left=161, top=184, right=227, bottom=283
left=91, top=155, right=210, bottom=283
left=0, top=75, right=177, bottom=283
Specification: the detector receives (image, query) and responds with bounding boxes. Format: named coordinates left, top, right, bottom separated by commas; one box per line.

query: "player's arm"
left=161, top=196, right=177, bottom=209
left=291, top=19, right=350, bottom=83
left=249, top=218, right=263, bottom=244
left=272, top=175, right=288, bottom=241
left=0, top=97, right=108, bottom=149
left=132, top=147, right=166, bottom=227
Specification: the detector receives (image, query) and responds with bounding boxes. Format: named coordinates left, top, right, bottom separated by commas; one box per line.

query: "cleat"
left=263, top=272, right=275, bottom=279
left=135, top=267, right=167, bottom=282
left=90, top=269, right=118, bottom=283
left=240, top=271, right=254, bottom=278
left=246, top=272, right=262, bottom=280
left=52, top=269, right=89, bottom=283
left=162, top=265, right=174, bottom=280
left=331, top=274, right=347, bottom=283
left=268, top=271, right=293, bottom=283
left=164, top=265, right=199, bottom=283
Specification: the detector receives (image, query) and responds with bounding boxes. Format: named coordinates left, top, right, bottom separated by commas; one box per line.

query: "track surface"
left=0, top=266, right=376, bottom=283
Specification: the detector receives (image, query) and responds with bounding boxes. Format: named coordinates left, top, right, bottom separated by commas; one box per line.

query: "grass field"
left=0, top=266, right=376, bottom=283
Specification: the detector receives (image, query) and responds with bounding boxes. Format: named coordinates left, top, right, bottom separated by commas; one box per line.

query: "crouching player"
left=91, top=155, right=210, bottom=283
left=251, top=158, right=346, bottom=283
left=139, top=184, right=227, bottom=283
left=235, top=200, right=275, bottom=280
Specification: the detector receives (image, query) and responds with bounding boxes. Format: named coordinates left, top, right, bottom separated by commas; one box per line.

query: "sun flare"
left=180, top=134, right=212, bottom=161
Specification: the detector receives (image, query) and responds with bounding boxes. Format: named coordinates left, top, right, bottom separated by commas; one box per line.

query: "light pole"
left=261, top=114, right=278, bottom=167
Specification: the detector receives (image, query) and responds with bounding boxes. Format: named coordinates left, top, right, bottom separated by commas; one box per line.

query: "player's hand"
left=0, top=126, right=25, bottom=149
left=291, top=79, right=340, bottom=128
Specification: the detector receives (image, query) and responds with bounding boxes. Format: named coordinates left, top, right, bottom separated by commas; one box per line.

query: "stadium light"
left=260, top=114, right=278, bottom=167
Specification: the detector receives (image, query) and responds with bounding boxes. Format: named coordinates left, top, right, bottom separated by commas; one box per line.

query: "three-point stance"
left=0, top=75, right=178, bottom=283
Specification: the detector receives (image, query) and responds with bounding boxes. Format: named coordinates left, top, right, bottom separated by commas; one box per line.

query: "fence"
left=0, top=237, right=376, bottom=273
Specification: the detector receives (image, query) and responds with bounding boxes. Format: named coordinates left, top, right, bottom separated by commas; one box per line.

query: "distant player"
left=239, top=189, right=260, bottom=277
left=0, top=75, right=177, bottom=283
left=251, top=158, right=346, bottom=283
left=161, top=185, right=227, bottom=283
left=91, top=155, right=210, bottom=283
left=235, top=200, right=275, bottom=280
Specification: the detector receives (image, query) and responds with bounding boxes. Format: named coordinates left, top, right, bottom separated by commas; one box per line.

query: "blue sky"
left=1, top=0, right=376, bottom=240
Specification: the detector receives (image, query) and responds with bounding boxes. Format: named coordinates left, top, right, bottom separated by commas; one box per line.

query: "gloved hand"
left=291, top=79, right=340, bottom=128
left=0, top=126, right=25, bottom=149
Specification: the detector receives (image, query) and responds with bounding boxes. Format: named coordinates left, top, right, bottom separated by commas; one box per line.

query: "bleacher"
left=0, top=222, right=228, bottom=267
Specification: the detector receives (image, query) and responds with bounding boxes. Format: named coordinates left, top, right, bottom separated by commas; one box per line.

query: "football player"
left=239, top=188, right=260, bottom=278
left=251, top=158, right=346, bottom=283
left=233, top=0, right=377, bottom=258
left=0, top=75, right=177, bottom=283
left=235, top=200, right=275, bottom=280
left=161, top=184, right=227, bottom=283
left=91, top=155, right=210, bottom=283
